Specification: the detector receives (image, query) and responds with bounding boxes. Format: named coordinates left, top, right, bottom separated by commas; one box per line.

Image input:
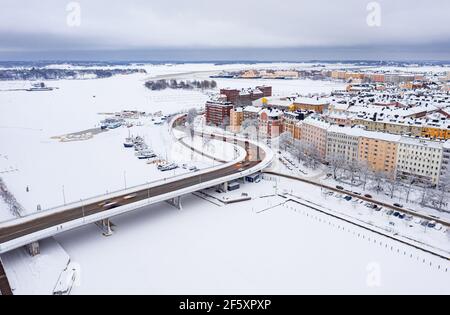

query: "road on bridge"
left=0, top=121, right=267, bottom=250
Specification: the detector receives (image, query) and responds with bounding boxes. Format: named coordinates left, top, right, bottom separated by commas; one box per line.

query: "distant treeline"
left=145, top=79, right=217, bottom=91
left=0, top=68, right=146, bottom=81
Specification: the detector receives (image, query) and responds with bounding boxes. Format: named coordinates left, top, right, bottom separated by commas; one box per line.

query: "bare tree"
left=436, top=174, right=450, bottom=212
left=371, top=170, right=385, bottom=194
left=186, top=108, right=198, bottom=140
left=357, top=160, right=371, bottom=191
left=279, top=131, right=292, bottom=152
left=327, top=154, right=346, bottom=180
left=402, top=175, right=417, bottom=204
left=419, top=179, right=433, bottom=207
left=291, top=139, right=306, bottom=164
left=345, top=160, right=360, bottom=187
left=304, top=143, right=321, bottom=170
left=384, top=171, right=400, bottom=199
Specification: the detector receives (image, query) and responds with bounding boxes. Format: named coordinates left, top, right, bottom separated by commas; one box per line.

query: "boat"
left=27, top=82, right=54, bottom=92
left=123, top=137, right=134, bottom=148
left=157, top=162, right=179, bottom=171
left=136, top=150, right=157, bottom=159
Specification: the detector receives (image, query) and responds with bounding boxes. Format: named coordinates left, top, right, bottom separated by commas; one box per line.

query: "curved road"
left=0, top=115, right=269, bottom=253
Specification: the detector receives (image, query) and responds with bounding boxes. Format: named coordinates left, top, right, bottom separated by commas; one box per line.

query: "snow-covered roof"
left=294, top=97, right=330, bottom=106
left=399, top=137, right=445, bottom=149
left=243, top=106, right=262, bottom=113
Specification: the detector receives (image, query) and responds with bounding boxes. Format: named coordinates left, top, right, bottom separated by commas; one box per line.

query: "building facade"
left=358, top=133, right=400, bottom=174
left=326, top=126, right=360, bottom=163
left=300, top=116, right=330, bottom=160
left=205, top=100, right=233, bottom=126
left=396, top=137, right=443, bottom=185
left=230, top=108, right=244, bottom=132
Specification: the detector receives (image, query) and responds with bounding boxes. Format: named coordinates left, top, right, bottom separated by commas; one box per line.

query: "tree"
left=357, top=160, right=371, bottom=191
left=186, top=108, right=198, bottom=140
left=436, top=174, right=450, bottom=212
left=304, top=143, right=321, bottom=170
left=278, top=131, right=293, bottom=152
left=419, top=179, right=433, bottom=207
left=291, top=140, right=303, bottom=163
left=327, top=154, right=346, bottom=180
left=384, top=171, right=400, bottom=199
left=345, top=159, right=360, bottom=187
left=220, top=116, right=230, bottom=130
left=402, top=175, right=418, bottom=204
left=371, top=170, right=385, bottom=194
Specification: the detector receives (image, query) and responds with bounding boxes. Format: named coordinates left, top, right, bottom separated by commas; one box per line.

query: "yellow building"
left=422, top=126, right=450, bottom=140
left=230, top=108, right=244, bottom=132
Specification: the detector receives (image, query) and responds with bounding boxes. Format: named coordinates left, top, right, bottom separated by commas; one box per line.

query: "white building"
left=396, top=137, right=444, bottom=185
left=326, top=125, right=361, bottom=163
left=440, top=141, right=450, bottom=185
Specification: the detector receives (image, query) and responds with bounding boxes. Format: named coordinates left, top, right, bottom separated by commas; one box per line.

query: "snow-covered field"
left=0, top=199, right=14, bottom=222
left=51, top=178, right=449, bottom=295
left=1, top=238, right=70, bottom=295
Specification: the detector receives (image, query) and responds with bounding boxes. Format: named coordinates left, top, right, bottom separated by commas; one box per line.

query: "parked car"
left=344, top=196, right=353, bottom=201
left=386, top=210, right=394, bottom=216
left=427, top=221, right=437, bottom=228
left=404, top=215, right=414, bottom=222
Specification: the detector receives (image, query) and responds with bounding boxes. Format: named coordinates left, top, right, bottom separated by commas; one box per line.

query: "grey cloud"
left=0, top=0, right=449, bottom=60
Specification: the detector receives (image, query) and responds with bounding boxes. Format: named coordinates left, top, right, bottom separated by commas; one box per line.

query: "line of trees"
left=0, top=177, right=25, bottom=218
left=278, top=141, right=450, bottom=212
left=145, top=79, right=217, bottom=91
left=325, top=153, right=450, bottom=212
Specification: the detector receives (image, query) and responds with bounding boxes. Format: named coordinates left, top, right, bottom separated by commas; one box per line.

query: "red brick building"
left=220, top=86, right=272, bottom=106
left=205, top=100, right=234, bottom=126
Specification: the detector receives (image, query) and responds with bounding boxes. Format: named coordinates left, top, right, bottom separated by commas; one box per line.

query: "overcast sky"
left=1, top=0, right=449, bottom=61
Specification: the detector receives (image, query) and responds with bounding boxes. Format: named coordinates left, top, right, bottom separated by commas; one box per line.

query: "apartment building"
left=396, top=137, right=444, bottom=185
left=230, top=107, right=244, bottom=132
left=352, top=116, right=450, bottom=140
left=205, top=100, right=233, bottom=126
left=220, top=86, right=272, bottom=106
left=358, top=132, right=401, bottom=174
left=259, top=109, right=283, bottom=138
left=243, top=106, right=261, bottom=121
left=326, top=125, right=361, bottom=163
left=282, top=111, right=306, bottom=140
left=294, top=97, right=330, bottom=114
left=440, top=141, right=450, bottom=186
left=300, top=116, right=330, bottom=160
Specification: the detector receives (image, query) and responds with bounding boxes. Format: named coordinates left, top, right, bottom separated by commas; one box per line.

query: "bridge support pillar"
left=96, top=219, right=113, bottom=237
left=166, top=196, right=182, bottom=210
left=222, top=182, right=228, bottom=193
left=26, top=241, right=40, bottom=257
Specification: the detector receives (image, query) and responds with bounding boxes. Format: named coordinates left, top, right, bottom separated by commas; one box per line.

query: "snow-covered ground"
left=0, top=199, right=14, bottom=222
left=1, top=238, right=70, bottom=295
left=50, top=178, right=449, bottom=295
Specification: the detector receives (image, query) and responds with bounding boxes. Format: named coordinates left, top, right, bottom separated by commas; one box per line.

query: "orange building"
left=358, top=133, right=401, bottom=174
